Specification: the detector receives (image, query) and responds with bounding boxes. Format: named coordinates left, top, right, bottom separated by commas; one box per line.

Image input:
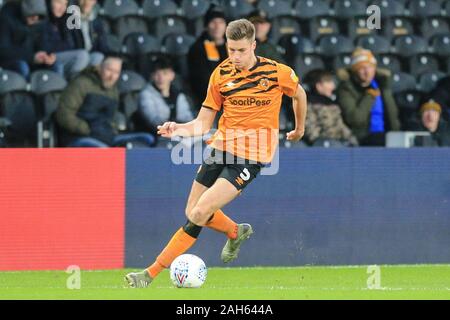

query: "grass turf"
left=0, top=265, right=449, bottom=300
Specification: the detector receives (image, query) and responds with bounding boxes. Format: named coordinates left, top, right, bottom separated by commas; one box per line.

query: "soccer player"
left=125, top=19, right=307, bottom=288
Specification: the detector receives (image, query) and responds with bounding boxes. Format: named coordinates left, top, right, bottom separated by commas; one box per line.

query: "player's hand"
left=157, top=121, right=177, bottom=138
left=286, top=128, right=304, bottom=142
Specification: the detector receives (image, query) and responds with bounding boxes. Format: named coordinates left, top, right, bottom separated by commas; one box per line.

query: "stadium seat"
left=417, top=71, right=446, bottom=92
left=123, top=33, right=160, bottom=56
left=257, top=0, right=294, bottom=19
left=332, top=0, right=367, bottom=19
left=105, top=34, right=123, bottom=54
left=393, top=35, right=428, bottom=57
left=420, top=17, right=450, bottom=39
left=118, top=70, right=147, bottom=131
left=162, top=33, right=196, bottom=56
left=98, top=16, right=112, bottom=35
left=278, top=34, right=314, bottom=65
left=346, top=17, right=377, bottom=40
left=444, top=0, right=450, bottom=16
left=408, top=54, right=440, bottom=76
left=368, top=0, right=406, bottom=18
left=331, top=53, right=353, bottom=70
left=375, top=54, right=402, bottom=73
left=429, top=33, right=450, bottom=57
left=355, top=35, right=391, bottom=54
left=312, top=138, right=347, bottom=148
left=308, top=16, right=339, bottom=42
left=381, top=17, right=414, bottom=40
left=316, top=35, right=354, bottom=57
left=114, top=16, right=149, bottom=42
left=180, top=0, right=210, bottom=20
left=142, top=0, right=179, bottom=20
left=269, top=16, right=302, bottom=44
left=294, top=0, right=331, bottom=20
left=162, top=33, right=196, bottom=78
left=391, top=72, right=417, bottom=93
left=220, top=0, right=254, bottom=20
left=293, top=54, right=326, bottom=77
left=152, top=16, right=188, bottom=41
left=0, top=70, right=37, bottom=147
left=101, top=0, right=140, bottom=20
left=447, top=57, right=450, bottom=73
left=30, top=70, right=67, bottom=97
left=394, top=90, right=423, bottom=130
left=407, top=0, right=441, bottom=19
left=30, top=70, right=67, bottom=148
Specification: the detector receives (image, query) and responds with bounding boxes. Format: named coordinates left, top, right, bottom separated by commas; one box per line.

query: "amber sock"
left=205, top=209, right=238, bottom=239
left=146, top=227, right=197, bottom=278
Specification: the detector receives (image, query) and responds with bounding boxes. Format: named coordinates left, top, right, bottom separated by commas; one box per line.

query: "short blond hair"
left=226, top=19, right=255, bottom=42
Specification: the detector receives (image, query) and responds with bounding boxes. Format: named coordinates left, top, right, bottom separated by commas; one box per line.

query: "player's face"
left=227, top=39, right=257, bottom=70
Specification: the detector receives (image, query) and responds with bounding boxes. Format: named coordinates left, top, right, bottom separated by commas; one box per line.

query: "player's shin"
left=146, top=221, right=202, bottom=278
left=205, top=209, right=238, bottom=240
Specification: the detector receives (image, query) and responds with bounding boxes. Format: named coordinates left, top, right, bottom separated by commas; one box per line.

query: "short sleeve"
left=277, top=63, right=299, bottom=97
left=202, top=68, right=223, bottom=111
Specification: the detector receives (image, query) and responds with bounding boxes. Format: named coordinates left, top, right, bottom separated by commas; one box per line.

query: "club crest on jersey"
left=259, top=78, right=270, bottom=90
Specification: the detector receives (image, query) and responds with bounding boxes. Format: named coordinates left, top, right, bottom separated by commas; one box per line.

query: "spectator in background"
left=0, top=0, right=56, bottom=80
left=413, top=100, right=450, bottom=146
left=427, top=76, right=450, bottom=122
left=337, top=48, right=400, bottom=146
left=56, top=55, right=155, bottom=147
left=40, top=0, right=90, bottom=79
left=137, top=57, right=194, bottom=135
left=188, top=5, right=227, bottom=106
left=304, top=69, right=358, bottom=146
left=73, top=0, right=109, bottom=66
left=247, top=9, right=284, bottom=63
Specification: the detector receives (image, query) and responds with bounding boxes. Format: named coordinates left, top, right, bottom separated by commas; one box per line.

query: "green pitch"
left=0, top=265, right=449, bottom=300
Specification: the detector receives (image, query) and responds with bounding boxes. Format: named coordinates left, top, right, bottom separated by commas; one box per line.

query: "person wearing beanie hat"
left=337, top=47, right=400, bottom=146
left=187, top=5, right=228, bottom=106
left=413, top=100, right=450, bottom=146
left=0, top=0, right=56, bottom=80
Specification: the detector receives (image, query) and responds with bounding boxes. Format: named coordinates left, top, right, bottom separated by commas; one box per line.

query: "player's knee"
left=187, top=205, right=212, bottom=225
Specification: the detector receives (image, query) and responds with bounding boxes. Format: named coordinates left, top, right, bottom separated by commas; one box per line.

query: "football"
left=170, top=254, right=207, bottom=288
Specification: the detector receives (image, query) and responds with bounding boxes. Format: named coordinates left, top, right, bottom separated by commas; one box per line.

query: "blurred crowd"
left=0, top=0, right=449, bottom=148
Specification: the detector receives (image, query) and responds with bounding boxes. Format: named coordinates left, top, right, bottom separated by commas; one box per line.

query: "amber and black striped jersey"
left=202, top=56, right=299, bottom=163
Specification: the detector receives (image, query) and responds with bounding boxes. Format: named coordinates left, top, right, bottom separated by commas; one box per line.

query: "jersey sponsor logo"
left=229, top=97, right=272, bottom=107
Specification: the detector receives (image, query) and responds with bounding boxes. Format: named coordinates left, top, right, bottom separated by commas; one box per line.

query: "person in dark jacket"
left=40, top=0, right=90, bottom=79
left=0, top=0, right=57, bottom=80
left=337, top=48, right=400, bottom=146
left=247, top=9, right=284, bottom=63
left=411, top=100, right=450, bottom=147
left=427, top=76, right=450, bottom=122
left=73, top=0, right=109, bottom=66
left=56, top=55, right=155, bottom=147
left=187, top=5, right=228, bottom=106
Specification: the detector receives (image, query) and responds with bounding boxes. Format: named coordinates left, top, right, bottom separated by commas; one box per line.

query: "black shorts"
left=195, top=149, right=263, bottom=191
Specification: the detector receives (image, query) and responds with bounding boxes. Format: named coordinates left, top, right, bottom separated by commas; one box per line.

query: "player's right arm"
left=157, top=67, right=223, bottom=138
left=157, top=106, right=217, bottom=138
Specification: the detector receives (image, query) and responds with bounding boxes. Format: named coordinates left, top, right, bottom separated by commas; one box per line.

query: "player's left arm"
left=286, top=84, right=307, bottom=142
